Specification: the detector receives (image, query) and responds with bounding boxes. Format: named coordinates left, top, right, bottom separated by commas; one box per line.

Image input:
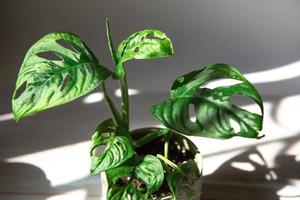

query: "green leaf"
left=135, top=155, right=164, bottom=193
left=90, top=119, right=134, bottom=174
left=167, top=160, right=201, bottom=200
left=106, top=155, right=140, bottom=184
left=12, top=32, right=112, bottom=121
left=106, top=155, right=164, bottom=199
left=115, top=29, right=173, bottom=78
left=106, top=156, right=147, bottom=200
left=108, top=183, right=147, bottom=200
left=152, top=64, right=264, bottom=139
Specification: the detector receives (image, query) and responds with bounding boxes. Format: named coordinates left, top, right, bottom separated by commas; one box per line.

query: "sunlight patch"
left=83, top=92, right=104, bottom=104
left=115, top=88, right=141, bottom=97
left=0, top=113, right=14, bottom=122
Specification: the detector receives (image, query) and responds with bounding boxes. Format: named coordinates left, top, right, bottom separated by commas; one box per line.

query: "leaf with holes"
left=106, top=156, right=147, bottom=200
left=12, top=32, right=112, bottom=121
left=135, top=155, right=164, bottom=194
left=114, top=29, right=173, bottom=78
left=106, top=155, right=163, bottom=199
left=167, top=160, right=201, bottom=200
left=90, top=118, right=115, bottom=157
left=152, top=64, right=264, bottom=139
left=90, top=119, right=134, bottom=174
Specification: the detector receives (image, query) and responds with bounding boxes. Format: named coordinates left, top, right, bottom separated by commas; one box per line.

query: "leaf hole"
left=115, top=176, right=131, bottom=187
left=132, top=178, right=146, bottom=190
left=201, top=78, right=242, bottom=89
left=248, top=153, right=265, bottom=166
left=56, top=39, right=78, bottom=53
left=37, top=51, right=62, bottom=61
left=14, top=81, right=27, bottom=99
left=134, top=47, right=139, bottom=53
left=29, top=94, right=35, bottom=103
left=188, top=103, right=197, bottom=123
left=230, top=162, right=255, bottom=172
left=230, top=95, right=262, bottom=115
left=92, top=145, right=106, bottom=156
left=229, top=118, right=241, bottom=133
left=146, top=33, right=162, bottom=40
left=60, top=74, right=71, bottom=91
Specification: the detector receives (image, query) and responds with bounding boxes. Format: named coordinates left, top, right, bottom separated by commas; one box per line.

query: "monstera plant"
left=12, top=19, right=263, bottom=200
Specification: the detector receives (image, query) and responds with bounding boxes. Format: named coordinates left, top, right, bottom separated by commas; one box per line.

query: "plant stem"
left=164, top=131, right=173, bottom=159
left=105, top=18, right=130, bottom=132
left=164, top=140, right=169, bottom=159
left=119, top=73, right=129, bottom=131
left=106, top=18, right=118, bottom=66
left=157, top=154, right=182, bottom=173
left=133, top=128, right=170, bottom=148
left=101, top=82, right=122, bottom=127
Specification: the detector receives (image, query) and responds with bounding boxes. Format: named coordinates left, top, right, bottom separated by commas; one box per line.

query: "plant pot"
left=100, top=127, right=202, bottom=200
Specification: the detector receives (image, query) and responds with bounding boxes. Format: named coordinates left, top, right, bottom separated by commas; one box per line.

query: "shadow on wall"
left=1, top=133, right=299, bottom=200
left=0, top=162, right=52, bottom=200
left=0, top=161, right=100, bottom=200
left=202, top=134, right=300, bottom=200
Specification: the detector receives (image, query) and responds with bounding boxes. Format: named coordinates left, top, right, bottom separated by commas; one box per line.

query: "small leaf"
left=90, top=119, right=134, bottom=174
left=115, top=29, right=173, bottom=78
left=108, top=183, right=147, bottom=200
left=12, top=32, right=112, bottom=120
left=135, top=155, right=164, bottom=193
left=152, top=64, right=264, bottom=139
left=167, top=160, right=201, bottom=200
left=106, top=156, right=148, bottom=200
left=106, top=155, right=140, bottom=183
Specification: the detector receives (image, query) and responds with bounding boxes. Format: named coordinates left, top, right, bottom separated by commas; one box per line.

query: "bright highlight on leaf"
left=135, top=155, right=164, bottom=194
left=115, top=29, right=173, bottom=78
left=12, top=32, right=112, bottom=120
left=152, top=64, right=264, bottom=139
left=90, top=119, right=134, bottom=174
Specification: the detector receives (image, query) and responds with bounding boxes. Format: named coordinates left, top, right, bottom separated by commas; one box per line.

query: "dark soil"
left=131, top=128, right=198, bottom=199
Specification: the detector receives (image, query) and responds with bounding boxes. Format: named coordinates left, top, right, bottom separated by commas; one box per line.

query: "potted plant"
left=12, top=19, right=264, bottom=200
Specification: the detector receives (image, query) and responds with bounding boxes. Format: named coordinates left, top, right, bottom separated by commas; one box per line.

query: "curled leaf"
left=152, top=64, right=264, bottom=139
left=115, top=29, right=173, bottom=78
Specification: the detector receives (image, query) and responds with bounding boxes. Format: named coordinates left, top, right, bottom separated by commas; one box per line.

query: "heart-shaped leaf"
left=115, top=29, right=173, bottom=78
left=167, top=160, right=201, bottom=200
left=12, top=32, right=112, bottom=120
left=90, top=119, right=134, bottom=174
left=135, top=155, right=164, bottom=193
left=152, top=64, right=264, bottom=139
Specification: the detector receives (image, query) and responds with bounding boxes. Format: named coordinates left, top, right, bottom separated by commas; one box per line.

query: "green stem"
left=101, top=82, right=122, bottom=127
left=164, top=131, right=173, bottom=159
left=105, top=18, right=130, bottom=132
left=133, top=128, right=170, bottom=148
left=120, top=73, right=129, bottom=131
left=106, top=18, right=118, bottom=66
left=157, top=154, right=182, bottom=173
left=164, top=140, right=169, bottom=159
